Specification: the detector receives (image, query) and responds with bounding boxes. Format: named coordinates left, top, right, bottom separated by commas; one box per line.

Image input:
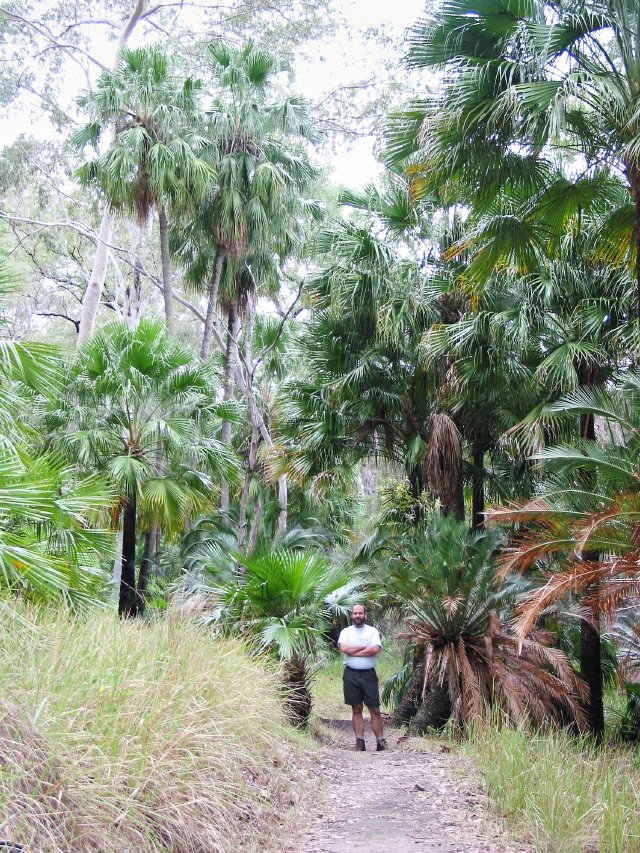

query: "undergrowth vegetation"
left=0, top=606, right=304, bottom=852
left=466, top=723, right=640, bottom=853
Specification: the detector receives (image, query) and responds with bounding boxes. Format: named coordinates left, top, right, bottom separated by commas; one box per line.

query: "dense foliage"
left=0, top=0, right=638, bottom=746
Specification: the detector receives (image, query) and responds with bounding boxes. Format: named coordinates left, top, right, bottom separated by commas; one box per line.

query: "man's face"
left=351, top=606, right=366, bottom=627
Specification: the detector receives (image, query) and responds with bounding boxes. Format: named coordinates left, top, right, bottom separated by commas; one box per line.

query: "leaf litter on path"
left=292, top=720, right=533, bottom=853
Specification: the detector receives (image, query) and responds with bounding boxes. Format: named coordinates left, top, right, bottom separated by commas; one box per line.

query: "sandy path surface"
left=296, top=719, right=532, bottom=853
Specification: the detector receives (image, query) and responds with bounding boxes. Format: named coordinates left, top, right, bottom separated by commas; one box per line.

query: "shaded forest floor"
left=291, top=717, right=533, bottom=853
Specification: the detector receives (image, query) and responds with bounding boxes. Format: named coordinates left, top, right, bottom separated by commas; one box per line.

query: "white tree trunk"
left=78, top=208, right=114, bottom=345
left=200, top=247, right=225, bottom=361
left=76, top=0, right=146, bottom=345
left=158, top=204, right=173, bottom=331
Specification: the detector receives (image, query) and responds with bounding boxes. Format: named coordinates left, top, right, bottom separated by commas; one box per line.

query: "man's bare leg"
left=351, top=703, right=365, bottom=738
left=369, top=706, right=384, bottom=738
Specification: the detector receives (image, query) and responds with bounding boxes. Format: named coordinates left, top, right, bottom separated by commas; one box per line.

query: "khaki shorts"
left=343, top=666, right=380, bottom=709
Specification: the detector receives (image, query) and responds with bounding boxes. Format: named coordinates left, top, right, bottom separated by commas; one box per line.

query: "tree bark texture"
left=136, top=522, right=158, bottom=614
left=78, top=208, right=114, bottom=345
left=238, top=297, right=258, bottom=551
left=158, top=204, right=173, bottom=331
left=111, top=526, right=123, bottom=604
left=471, top=439, right=486, bottom=530
left=200, top=247, right=225, bottom=361
left=118, top=493, right=139, bottom=617
left=220, top=299, right=240, bottom=512
left=579, top=410, right=605, bottom=741
left=246, top=495, right=262, bottom=556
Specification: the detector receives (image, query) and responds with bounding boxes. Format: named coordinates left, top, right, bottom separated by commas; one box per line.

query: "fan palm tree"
left=76, top=46, right=213, bottom=332
left=278, top=208, right=471, bottom=521
left=50, top=319, right=239, bottom=616
left=381, top=517, right=587, bottom=731
left=197, top=40, right=317, bottom=361
left=0, top=260, right=115, bottom=606
left=388, top=0, right=640, bottom=320
left=194, top=548, right=366, bottom=727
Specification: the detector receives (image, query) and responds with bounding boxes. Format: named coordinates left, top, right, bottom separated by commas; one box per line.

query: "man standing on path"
left=338, top=604, right=387, bottom=751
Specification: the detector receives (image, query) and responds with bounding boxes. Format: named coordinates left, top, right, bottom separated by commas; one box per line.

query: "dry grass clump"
left=0, top=607, right=303, bottom=852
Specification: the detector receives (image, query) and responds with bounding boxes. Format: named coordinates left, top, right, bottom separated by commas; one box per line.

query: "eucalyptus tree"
left=387, top=0, right=640, bottom=323
left=51, top=319, right=238, bottom=616
left=75, top=46, right=213, bottom=334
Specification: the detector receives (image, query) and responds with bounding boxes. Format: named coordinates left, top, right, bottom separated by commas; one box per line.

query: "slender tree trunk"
left=630, top=164, right=640, bottom=320
left=118, top=493, right=138, bottom=617
left=238, top=295, right=257, bottom=550
left=471, top=439, right=486, bottom=531
left=78, top=209, right=114, bottom=345
left=111, top=526, right=123, bottom=604
left=220, top=298, right=240, bottom=512
left=238, top=424, right=260, bottom=551
left=277, top=476, right=288, bottom=537
left=579, top=410, right=605, bottom=741
left=76, top=0, right=146, bottom=345
left=158, top=204, right=173, bottom=332
left=136, top=522, right=158, bottom=614
left=200, top=247, right=225, bottom=361
left=246, top=495, right=262, bottom=555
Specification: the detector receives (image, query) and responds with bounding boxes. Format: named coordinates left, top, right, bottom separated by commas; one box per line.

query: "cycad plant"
left=195, top=548, right=365, bottom=727
left=382, top=517, right=586, bottom=731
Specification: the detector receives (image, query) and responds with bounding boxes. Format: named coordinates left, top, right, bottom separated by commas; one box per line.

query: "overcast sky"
left=296, top=0, right=426, bottom=186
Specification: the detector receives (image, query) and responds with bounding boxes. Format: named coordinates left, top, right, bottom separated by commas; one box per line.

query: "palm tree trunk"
left=76, top=0, right=146, bottom=345
left=238, top=296, right=258, bottom=550
left=220, top=298, right=240, bottom=512
left=628, top=164, right=640, bottom=320
left=200, top=246, right=225, bottom=361
left=471, top=439, right=486, bottom=531
left=579, top=410, right=604, bottom=741
left=238, top=425, right=260, bottom=549
left=158, top=204, right=173, bottom=332
left=277, top=476, right=288, bottom=537
left=119, top=493, right=138, bottom=617
left=137, top=522, right=158, bottom=614
left=246, top=495, right=262, bottom=555
left=111, top=526, right=123, bottom=604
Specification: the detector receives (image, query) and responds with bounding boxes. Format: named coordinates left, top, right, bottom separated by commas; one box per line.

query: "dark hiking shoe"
left=355, top=738, right=366, bottom=751
left=376, top=738, right=388, bottom=751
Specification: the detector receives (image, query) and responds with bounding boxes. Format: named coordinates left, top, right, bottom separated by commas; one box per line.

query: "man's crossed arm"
left=339, top=642, right=381, bottom=657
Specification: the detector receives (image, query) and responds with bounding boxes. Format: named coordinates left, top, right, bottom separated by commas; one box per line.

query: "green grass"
left=0, top=605, right=306, bottom=852
left=466, top=723, right=640, bottom=853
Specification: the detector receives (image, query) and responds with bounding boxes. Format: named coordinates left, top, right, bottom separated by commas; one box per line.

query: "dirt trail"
left=296, top=719, right=532, bottom=853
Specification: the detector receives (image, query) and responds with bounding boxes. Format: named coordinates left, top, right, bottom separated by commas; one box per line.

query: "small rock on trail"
left=297, top=720, right=531, bottom=853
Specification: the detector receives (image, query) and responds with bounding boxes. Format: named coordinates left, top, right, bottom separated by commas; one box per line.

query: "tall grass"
left=467, top=723, right=640, bottom=852
left=0, top=606, right=304, bottom=852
